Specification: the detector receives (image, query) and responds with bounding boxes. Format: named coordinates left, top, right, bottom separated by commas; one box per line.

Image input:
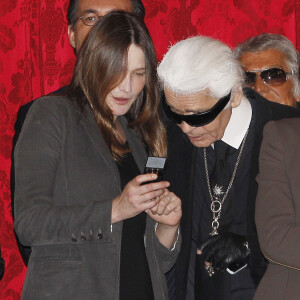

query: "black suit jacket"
left=163, top=88, right=300, bottom=300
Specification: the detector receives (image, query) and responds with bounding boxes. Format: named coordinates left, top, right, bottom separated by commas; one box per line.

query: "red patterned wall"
left=0, top=0, right=299, bottom=298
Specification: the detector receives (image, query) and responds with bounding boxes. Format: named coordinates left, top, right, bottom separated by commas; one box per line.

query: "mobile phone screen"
left=143, top=156, right=166, bottom=183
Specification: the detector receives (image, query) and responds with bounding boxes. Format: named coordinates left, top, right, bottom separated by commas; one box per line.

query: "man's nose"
left=253, top=75, right=269, bottom=94
left=179, top=121, right=195, bottom=134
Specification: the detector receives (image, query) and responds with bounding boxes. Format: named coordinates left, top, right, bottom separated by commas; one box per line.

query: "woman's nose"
left=118, top=75, right=132, bottom=93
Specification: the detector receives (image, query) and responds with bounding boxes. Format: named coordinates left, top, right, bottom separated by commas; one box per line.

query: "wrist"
left=156, top=222, right=179, bottom=233
left=156, top=223, right=179, bottom=249
left=111, top=197, right=122, bottom=224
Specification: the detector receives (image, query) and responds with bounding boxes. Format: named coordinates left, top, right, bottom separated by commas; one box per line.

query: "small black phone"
left=143, top=156, right=166, bottom=183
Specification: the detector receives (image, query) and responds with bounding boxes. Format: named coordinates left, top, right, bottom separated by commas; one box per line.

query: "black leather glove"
left=199, top=232, right=250, bottom=271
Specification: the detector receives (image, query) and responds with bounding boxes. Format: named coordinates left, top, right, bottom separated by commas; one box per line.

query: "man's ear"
left=68, top=25, right=76, bottom=49
left=295, top=84, right=300, bottom=103
left=230, top=85, right=243, bottom=108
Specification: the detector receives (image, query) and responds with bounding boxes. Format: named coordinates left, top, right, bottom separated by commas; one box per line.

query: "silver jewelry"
left=203, top=130, right=249, bottom=236
left=243, top=241, right=250, bottom=255
left=205, top=264, right=215, bottom=277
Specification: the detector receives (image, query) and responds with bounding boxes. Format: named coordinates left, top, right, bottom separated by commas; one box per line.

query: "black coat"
left=163, top=88, right=300, bottom=300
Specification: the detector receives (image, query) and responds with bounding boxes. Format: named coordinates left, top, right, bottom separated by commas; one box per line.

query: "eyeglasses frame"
left=244, top=67, right=295, bottom=87
left=74, top=12, right=102, bottom=27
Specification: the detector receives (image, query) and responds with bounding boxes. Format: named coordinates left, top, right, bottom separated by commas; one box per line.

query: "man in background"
left=12, top=0, right=145, bottom=266
left=234, top=33, right=300, bottom=107
left=68, top=0, right=145, bottom=51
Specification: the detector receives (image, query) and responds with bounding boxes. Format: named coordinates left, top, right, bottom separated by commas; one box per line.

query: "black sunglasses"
left=245, top=68, right=293, bottom=87
left=163, top=91, right=231, bottom=127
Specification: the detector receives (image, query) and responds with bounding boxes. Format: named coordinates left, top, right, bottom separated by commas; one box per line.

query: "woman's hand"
left=111, top=174, right=170, bottom=223
left=147, top=189, right=182, bottom=249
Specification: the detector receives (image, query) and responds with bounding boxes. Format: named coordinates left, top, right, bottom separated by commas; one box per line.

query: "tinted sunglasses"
left=163, top=91, right=231, bottom=127
left=245, top=68, right=292, bottom=87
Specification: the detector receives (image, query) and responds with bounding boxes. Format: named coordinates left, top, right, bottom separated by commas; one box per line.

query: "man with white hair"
left=158, top=36, right=300, bottom=300
left=234, top=33, right=300, bottom=107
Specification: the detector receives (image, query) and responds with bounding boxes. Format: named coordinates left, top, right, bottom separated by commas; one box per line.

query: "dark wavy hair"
left=68, top=11, right=166, bottom=160
left=67, top=0, right=145, bottom=28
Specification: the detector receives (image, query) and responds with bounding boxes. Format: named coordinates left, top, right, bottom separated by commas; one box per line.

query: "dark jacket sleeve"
left=256, top=119, right=300, bottom=269
left=11, top=101, right=35, bottom=265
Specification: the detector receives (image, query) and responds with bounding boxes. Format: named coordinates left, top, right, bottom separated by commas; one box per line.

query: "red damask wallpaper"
left=0, top=0, right=299, bottom=298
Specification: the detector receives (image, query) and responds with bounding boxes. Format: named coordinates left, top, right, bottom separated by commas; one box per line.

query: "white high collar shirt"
left=221, top=96, right=252, bottom=149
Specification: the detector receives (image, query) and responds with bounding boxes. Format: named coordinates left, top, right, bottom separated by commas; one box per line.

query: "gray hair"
left=234, top=33, right=300, bottom=98
left=157, top=36, right=244, bottom=99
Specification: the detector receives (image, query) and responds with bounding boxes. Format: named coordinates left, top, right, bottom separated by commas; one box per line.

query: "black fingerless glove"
left=199, top=232, right=250, bottom=271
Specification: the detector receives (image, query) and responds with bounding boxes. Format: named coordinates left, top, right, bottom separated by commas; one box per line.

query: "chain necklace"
left=203, top=129, right=249, bottom=236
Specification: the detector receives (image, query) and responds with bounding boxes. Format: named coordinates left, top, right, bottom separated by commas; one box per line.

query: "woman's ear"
left=230, top=85, right=243, bottom=108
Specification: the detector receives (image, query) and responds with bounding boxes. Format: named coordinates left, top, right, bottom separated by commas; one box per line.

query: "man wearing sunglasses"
left=234, top=33, right=300, bottom=107
left=157, top=36, right=300, bottom=300
left=11, top=0, right=145, bottom=266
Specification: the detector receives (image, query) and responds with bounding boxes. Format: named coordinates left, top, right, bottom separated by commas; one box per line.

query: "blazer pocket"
left=23, top=256, right=83, bottom=300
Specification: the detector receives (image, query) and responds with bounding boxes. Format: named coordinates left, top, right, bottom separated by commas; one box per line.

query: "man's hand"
left=147, top=189, right=182, bottom=249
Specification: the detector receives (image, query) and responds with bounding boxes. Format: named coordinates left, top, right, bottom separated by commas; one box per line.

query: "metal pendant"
left=211, top=200, right=222, bottom=213
left=205, top=264, right=215, bottom=277
left=212, top=184, right=224, bottom=197
left=210, top=228, right=218, bottom=236
left=210, top=219, right=219, bottom=236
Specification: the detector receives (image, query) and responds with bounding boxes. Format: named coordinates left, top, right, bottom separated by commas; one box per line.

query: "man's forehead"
left=240, top=49, right=289, bottom=71
left=164, top=87, right=220, bottom=113
left=165, top=87, right=215, bottom=104
left=78, top=0, right=132, bottom=15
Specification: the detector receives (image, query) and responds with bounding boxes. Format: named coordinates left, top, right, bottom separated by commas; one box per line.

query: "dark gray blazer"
left=14, top=95, right=180, bottom=300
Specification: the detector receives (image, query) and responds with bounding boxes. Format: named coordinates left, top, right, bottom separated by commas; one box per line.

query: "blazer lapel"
left=80, top=106, right=147, bottom=182
left=119, top=117, right=147, bottom=174
left=80, top=105, right=121, bottom=190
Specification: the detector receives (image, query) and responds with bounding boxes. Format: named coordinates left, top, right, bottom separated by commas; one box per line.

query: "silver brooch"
left=212, top=184, right=224, bottom=196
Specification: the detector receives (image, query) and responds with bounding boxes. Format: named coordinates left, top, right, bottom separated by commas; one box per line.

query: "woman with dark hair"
left=14, top=11, right=181, bottom=300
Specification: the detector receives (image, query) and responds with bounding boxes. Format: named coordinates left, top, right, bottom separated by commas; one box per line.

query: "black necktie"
left=210, top=140, right=231, bottom=189
left=210, top=140, right=234, bottom=233
left=166, top=266, right=176, bottom=300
